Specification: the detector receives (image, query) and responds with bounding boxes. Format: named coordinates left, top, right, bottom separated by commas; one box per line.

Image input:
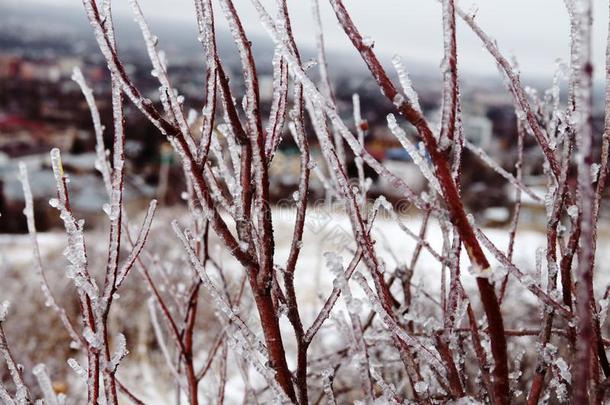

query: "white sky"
left=28, top=0, right=610, bottom=82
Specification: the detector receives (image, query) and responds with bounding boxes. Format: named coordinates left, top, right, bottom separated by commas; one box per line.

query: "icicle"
left=392, top=55, right=422, bottom=113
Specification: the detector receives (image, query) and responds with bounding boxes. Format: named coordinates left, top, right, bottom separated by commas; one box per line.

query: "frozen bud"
left=49, top=198, right=59, bottom=208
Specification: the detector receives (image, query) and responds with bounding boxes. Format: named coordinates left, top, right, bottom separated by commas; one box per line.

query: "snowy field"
left=1, top=207, right=610, bottom=403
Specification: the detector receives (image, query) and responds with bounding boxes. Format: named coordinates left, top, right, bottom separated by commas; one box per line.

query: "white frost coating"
left=464, top=140, right=542, bottom=202
left=83, top=327, right=101, bottom=350
left=49, top=148, right=98, bottom=301
left=325, top=252, right=373, bottom=401
left=18, top=162, right=82, bottom=346
left=568, top=205, right=578, bottom=220
left=33, top=364, right=59, bottom=405
left=116, top=200, right=157, bottom=287
left=392, top=55, right=421, bottom=113
left=362, top=36, right=374, bottom=47
left=127, top=0, right=196, bottom=156
left=72, top=67, right=112, bottom=193
left=321, top=368, right=337, bottom=405
left=0, top=301, right=9, bottom=322
left=414, top=380, right=429, bottom=394
left=370, top=368, right=401, bottom=404
left=265, top=47, right=288, bottom=157
left=352, top=272, right=444, bottom=370
left=173, top=221, right=292, bottom=403
left=67, top=358, right=87, bottom=380
left=555, top=357, right=571, bottom=383
left=109, top=333, right=128, bottom=372
left=387, top=114, right=442, bottom=194
left=249, top=0, right=430, bottom=212
left=0, top=383, right=14, bottom=405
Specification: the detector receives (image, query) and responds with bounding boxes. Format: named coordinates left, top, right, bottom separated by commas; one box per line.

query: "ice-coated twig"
left=72, top=66, right=112, bottom=193
left=464, top=139, right=542, bottom=203
left=265, top=47, right=289, bottom=158
left=0, top=321, right=30, bottom=403
left=324, top=2, right=510, bottom=400
left=326, top=252, right=374, bottom=402
left=455, top=3, right=561, bottom=179
left=0, top=382, right=14, bottom=405
left=128, top=0, right=196, bottom=156
left=439, top=0, right=459, bottom=144
left=570, top=1, right=596, bottom=401
left=352, top=272, right=444, bottom=370
left=249, top=0, right=437, bottom=215
left=18, top=162, right=83, bottom=347
left=173, top=221, right=293, bottom=403
left=49, top=148, right=98, bottom=301
left=115, top=200, right=158, bottom=288
left=387, top=113, right=442, bottom=194
left=33, top=364, right=60, bottom=405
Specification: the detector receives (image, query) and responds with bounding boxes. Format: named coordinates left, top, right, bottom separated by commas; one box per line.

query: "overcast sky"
left=28, top=0, right=610, bottom=82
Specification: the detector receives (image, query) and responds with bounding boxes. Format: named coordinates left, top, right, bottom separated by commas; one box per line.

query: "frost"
left=414, top=381, right=428, bottom=394
left=555, top=357, right=571, bottom=383
left=567, top=205, right=579, bottom=219
left=67, top=359, right=87, bottom=380
left=591, top=163, right=601, bottom=181
left=83, top=327, right=101, bottom=350
left=109, top=333, right=128, bottom=372
left=362, top=36, right=375, bottom=47
left=387, top=114, right=441, bottom=194
left=0, top=301, right=9, bottom=322
left=392, top=93, right=405, bottom=108
left=33, top=364, right=59, bottom=405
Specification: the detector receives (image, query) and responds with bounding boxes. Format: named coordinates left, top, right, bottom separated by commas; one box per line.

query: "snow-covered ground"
left=2, top=207, right=610, bottom=403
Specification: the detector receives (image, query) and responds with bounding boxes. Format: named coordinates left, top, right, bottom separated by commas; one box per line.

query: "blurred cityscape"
left=0, top=1, right=607, bottom=233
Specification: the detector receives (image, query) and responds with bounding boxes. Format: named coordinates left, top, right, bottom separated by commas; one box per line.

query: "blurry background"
left=0, top=0, right=609, bottom=232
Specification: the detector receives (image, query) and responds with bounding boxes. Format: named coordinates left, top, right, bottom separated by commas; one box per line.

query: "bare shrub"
left=1, top=0, right=609, bottom=403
